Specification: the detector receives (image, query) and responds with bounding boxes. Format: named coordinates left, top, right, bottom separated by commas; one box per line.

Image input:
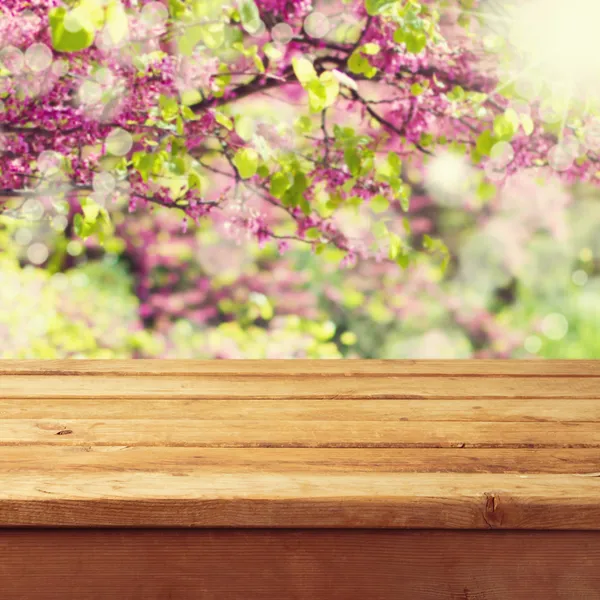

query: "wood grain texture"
left=2, top=398, right=600, bottom=421
left=2, top=472, right=600, bottom=528
left=2, top=446, right=600, bottom=474
left=1, top=529, right=600, bottom=599
left=2, top=374, right=600, bottom=398
left=1, top=360, right=600, bottom=528
left=2, top=419, right=600, bottom=447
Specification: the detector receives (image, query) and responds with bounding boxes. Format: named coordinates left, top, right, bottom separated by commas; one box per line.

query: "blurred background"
left=2, top=173, right=598, bottom=359
left=1, top=0, right=599, bottom=359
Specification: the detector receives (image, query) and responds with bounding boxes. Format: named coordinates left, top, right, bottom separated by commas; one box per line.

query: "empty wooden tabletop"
left=0, top=360, right=599, bottom=529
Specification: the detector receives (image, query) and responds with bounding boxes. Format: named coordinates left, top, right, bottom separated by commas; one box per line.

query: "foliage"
left=0, top=0, right=599, bottom=357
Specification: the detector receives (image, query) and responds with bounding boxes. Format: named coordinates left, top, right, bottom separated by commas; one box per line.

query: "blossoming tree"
left=1, top=0, right=599, bottom=358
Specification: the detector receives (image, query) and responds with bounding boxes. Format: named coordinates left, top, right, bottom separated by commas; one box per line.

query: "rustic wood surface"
left=1, top=529, right=600, bottom=600
left=0, top=360, right=599, bottom=528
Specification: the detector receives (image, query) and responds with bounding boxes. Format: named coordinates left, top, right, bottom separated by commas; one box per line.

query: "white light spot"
left=72, top=273, right=89, bottom=287
left=304, top=12, right=330, bottom=38
left=66, top=241, right=83, bottom=256
left=51, top=215, right=69, bottom=231
left=27, top=243, right=49, bottom=265
left=524, top=335, right=542, bottom=354
left=572, top=270, right=588, bottom=286
left=78, top=80, right=103, bottom=105
left=541, top=312, right=569, bottom=340
left=105, top=128, right=133, bottom=156
left=272, top=23, right=293, bottom=45
left=51, top=59, right=68, bottom=77
left=506, top=0, right=600, bottom=98
left=508, top=99, right=531, bottom=116
left=583, top=119, right=600, bottom=153
left=0, top=46, right=24, bottom=74
left=484, top=160, right=508, bottom=182
left=539, top=104, right=561, bottom=124
left=50, top=272, right=69, bottom=291
left=93, top=171, right=116, bottom=195
left=141, top=2, right=168, bottom=26
left=14, top=228, right=33, bottom=245
left=93, top=67, right=113, bottom=85
left=22, top=198, right=45, bottom=220
left=37, top=151, right=63, bottom=175
left=490, top=141, right=515, bottom=169
left=25, top=43, right=53, bottom=72
left=548, top=144, right=575, bottom=172
left=424, top=151, right=475, bottom=206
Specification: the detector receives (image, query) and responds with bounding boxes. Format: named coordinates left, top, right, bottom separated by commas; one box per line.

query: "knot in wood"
left=483, top=492, right=504, bottom=528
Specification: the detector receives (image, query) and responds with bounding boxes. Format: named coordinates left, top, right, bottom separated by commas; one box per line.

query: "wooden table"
left=1, top=360, right=600, bottom=599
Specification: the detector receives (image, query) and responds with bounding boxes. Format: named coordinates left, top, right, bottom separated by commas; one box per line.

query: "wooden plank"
left=1, top=446, right=600, bottom=475
left=1, top=529, right=600, bottom=600
left=2, top=398, right=600, bottom=421
left=1, top=419, right=599, bottom=447
left=1, top=472, right=600, bottom=528
left=1, top=375, right=599, bottom=398
left=1, top=359, right=599, bottom=376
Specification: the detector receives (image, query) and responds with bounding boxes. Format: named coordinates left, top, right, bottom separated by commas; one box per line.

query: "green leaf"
left=159, top=94, right=179, bottom=121
left=477, top=179, right=497, bottom=203
left=105, top=0, right=129, bottom=48
left=293, top=56, right=318, bottom=86
left=319, top=71, right=340, bottom=107
left=404, top=30, right=427, bottom=54
left=49, top=7, right=95, bottom=52
left=388, top=151, right=402, bottom=172
left=371, top=194, right=389, bottom=213
left=344, top=147, right=361, bottom=177
left=411, top=83, right=425, bottom=96
left=447, top=86, right=465, bottom=102
left=361, top=42, right=381, bottom=55
left=239, top=0, right=261, bottom=34
left=282, top=172, right=308, bottom=208
left=253, top=53, right=265, bottom=73
left=388, top=232, right=403, bottom=260
left=365, top=0, right=397, bottom=16
left=233, top=148, right=259, bottom=179
left=305, top=227, right=321, bottom=240
left=423, top=234, right=450, bottom=273
left=476, top=130, right=495, bottom=156
left=399, top=183, right=411, bottom=211
left=372, top=220, right=388, bottom=239
left=493, top=112, right=518, bottom=141
left=235, top=115, right=255, bottom=141
left=263, top=43, right=283, bottom=61
left=214, top=111, right=233, bottom=130
left=270, top=171, right=291, bottom=198
left=347, top=52, right=378, bottom=78
left=307, top=79, right=327, bottom=113
left=73, top=213, right=85, bottom=237
left=521, top=114, right=534, bottom=136
left=340, top=331, right=357, bottom=345
left=188, top=169, right=202, bottom=191
left=200, top=22, right=225, bottom=49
